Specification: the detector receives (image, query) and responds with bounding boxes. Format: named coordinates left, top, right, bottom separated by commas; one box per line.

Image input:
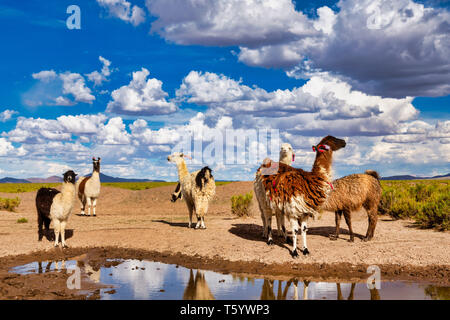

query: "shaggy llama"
left=167, top=152, right=216, bottom=229
left=36, top=170, right=77, bottom=247
left=261, top=136, right=346, bottom=257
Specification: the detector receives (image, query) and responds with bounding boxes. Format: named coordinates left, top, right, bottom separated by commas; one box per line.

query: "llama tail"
left=365, top=170, right=380, bottom=180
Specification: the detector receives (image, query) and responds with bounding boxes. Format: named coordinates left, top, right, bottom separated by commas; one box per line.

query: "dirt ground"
left=0, top=182, right=449, bottom=299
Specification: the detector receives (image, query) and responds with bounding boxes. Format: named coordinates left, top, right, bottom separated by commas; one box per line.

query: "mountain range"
left=0, top=173, right=448, bottom=184
left=0, top=173, right=164, bottom=183
left=380, top=173, right=450, bottom=180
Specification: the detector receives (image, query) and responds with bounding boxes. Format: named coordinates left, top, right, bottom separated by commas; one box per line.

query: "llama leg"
left=38, top=213, right=43, bottom=241
left=194, top=203, right=201, bottom=229
left=275, top=213, right=282, bottom=237
left=44, top=217, right=51, bottom=240
left=364, top=207, right=378, bottom=241
left=60, top=220, right=68, bottom=248
left=300, top=220, right=309, bottom=255
left=330, top=210, right=342, bottom=240
left=200, top=201, right=208, bottom=229
left=86, top=197, right=92, bottom=216
left=280, top=213, right=287, bottom=239
left=53, top=219, right=60, bottom=247
left=265, top=214, right=274, bottom=245
left=259, top=203, right=267, bottom=238
left=201, top=216, right=206, bottom=229
left=290, top=218, right=299, bottom=257
left=186, top=201, right=194, bottom=228
left=193, top=199, right=202, bottom=229
left=92, top=198, right=97, bottom=216
left=195, top=215, right=201, bottom=229
left=80, top=196, right=86, bottom=215
left=280, top=212, right=292, bottom=244
left=343, top=209, right=354, bottom=242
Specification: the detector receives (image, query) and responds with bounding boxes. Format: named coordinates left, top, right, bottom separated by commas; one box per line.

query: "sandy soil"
left=0, top=182, right=449, bottom=299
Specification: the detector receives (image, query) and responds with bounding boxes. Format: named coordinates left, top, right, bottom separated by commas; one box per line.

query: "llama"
left=77, top=157, right=101, bottom=216
left=322, top=170, right=382, bottom=242
left=254, top=143, right=295, bottom=244
left=167, top=152, right=216, bottom=229
left=261, top=136, right=346, bottom=257
left=36, top=170, right=77, bottom=247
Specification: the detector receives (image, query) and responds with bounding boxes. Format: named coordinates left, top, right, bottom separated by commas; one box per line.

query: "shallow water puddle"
left=10, top=259, right=449, bottom=300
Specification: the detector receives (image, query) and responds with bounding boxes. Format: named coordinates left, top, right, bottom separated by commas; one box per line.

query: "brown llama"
left=261, top=135, right=346, bottom=257
left=322, top=170, right=382, bottom=242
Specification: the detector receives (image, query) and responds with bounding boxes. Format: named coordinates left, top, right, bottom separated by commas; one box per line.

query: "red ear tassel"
left=312, top=146, right=317, bottom=152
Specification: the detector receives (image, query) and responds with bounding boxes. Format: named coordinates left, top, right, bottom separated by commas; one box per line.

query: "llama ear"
left=98, top=157, right=101, bottom=162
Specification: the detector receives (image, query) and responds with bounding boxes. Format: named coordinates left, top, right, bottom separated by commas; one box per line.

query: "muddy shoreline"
left=0, top=246, right=448, bottom=300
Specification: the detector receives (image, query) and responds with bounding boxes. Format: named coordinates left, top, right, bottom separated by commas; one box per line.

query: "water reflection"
left=10, top=259, right=445, bottom=300
left=183, top=270, right=215, bottom=300
left=260, top=279, right=311, bottom=300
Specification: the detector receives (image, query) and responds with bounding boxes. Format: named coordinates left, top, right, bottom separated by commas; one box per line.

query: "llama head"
left=314, top=136, right=346, bottom=153
left=280, top=143, right=295, bottom=164
left=92, top=157, right=101, bottom=172
left=63, top=170, right=77, bottom=184
left=167, top=152, right=187, bottom=165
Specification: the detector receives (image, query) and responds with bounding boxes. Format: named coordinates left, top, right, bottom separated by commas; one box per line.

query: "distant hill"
left=0, top=177, right=31, bottom=183
left=79, top=173, right=163, bottom=183
left=381, top=173, right=450, bottom=180
left=0, top=173, right=165, bottom=184
left=27, top=176, right=63, bottom=183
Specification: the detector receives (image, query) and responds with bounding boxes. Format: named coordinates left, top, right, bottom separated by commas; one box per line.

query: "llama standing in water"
left=36, top=170, right=77, bottom=247
left=77, top=157, right=101, bottom=216
left=167, top=152, right=215, bottom=229
left=261, top=136, right=346, bottom=257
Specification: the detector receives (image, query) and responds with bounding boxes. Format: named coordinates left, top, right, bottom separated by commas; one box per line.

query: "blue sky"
left=0, top=0, right=449, bottom=180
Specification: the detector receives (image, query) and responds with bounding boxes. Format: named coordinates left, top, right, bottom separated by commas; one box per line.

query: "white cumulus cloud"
left=97, top=0, right=146, bottom=26
left=107, top=68, right=177, bottom=116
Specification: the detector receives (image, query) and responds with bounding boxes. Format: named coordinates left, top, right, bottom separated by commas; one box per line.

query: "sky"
left=0, top=0, right=449, bottom=181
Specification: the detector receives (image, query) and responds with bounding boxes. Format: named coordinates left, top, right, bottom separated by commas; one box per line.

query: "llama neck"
left=61, top=182, right=76, bottom=199
left=279, top=154, right=292, bottom=166
left=312, top=152, right=333, bottom=182
left=176, top=160, right=190, bottom=182
left=91, top=170, right=100, bottom=181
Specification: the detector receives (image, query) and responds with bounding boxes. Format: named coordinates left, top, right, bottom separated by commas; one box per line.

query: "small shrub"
left=380, top=180, right=449, bottom=231
left=0, top=197, right=21, bottom=212
left=17, top=218, right=28, bottom=223
left=231, top=191, right=253, bottom=217
left=415, top=193, right=450, bottom=231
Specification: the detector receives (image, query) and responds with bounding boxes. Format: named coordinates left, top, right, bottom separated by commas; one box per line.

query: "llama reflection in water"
left=183, top=270, right=215, bottom=300
left=260, top=279, right=381, bottom=300
left=260, top=279, right=310, bottom=300
left=337, top=283, right=380, bottom=300
left=37, top=260, right=66, bottom=273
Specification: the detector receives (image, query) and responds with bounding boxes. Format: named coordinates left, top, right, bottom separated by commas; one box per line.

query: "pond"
left=10, top=259, right=449, bottom=300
